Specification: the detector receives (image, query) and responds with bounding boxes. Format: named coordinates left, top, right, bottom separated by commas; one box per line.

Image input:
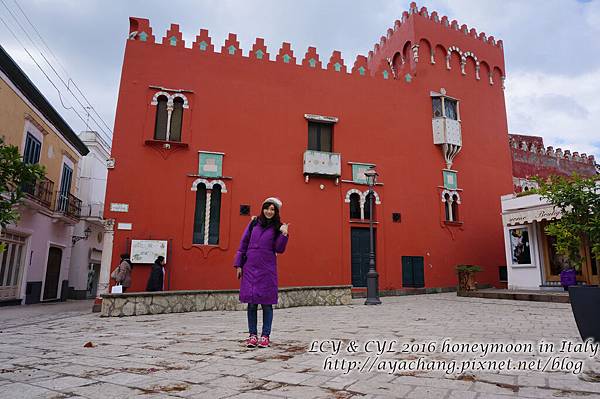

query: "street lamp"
left=72, top=226, right=92, bottom=245
left=364, top=167, right=381, bottom=305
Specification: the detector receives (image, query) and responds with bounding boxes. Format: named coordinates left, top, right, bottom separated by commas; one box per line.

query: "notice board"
left=130, top=240, right=168, bottom=264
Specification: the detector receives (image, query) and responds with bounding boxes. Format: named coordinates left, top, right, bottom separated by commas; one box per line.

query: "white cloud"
left=506, top=69, right=600, bottom=157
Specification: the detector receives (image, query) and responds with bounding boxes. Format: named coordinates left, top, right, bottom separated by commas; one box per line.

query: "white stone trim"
left=441, top=189, right=461, bottom=204
left=344, top=189, right=363, bottom=203
left=191, top=178, right=227, bottom=193
left=204, top=191, right=212, bottom=244
left=21, top=119, right=44, bottom=155
left=150, top=91, right=170, bottom=105
left=171, top=93, right=190, bottom=109
left=362, top=190, right=381, bottom=205
left=446, top=46, right=462, bottom=70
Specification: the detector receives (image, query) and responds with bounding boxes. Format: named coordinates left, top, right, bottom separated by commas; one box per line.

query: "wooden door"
left=43, top=247, right=62, bottom=300
left=351, top=228, right=375, bottom=287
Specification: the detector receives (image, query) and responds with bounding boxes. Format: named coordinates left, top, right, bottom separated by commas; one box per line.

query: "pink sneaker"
left=258, top=335, right=270, bottom=348
left=246, top=335, right=258, bottom=348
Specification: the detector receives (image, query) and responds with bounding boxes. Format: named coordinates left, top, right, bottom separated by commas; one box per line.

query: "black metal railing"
left=55, top=191, right=82, bottom=219
left=22, top=177, right=54, bottom=209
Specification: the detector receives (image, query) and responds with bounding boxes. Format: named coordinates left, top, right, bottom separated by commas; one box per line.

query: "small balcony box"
left=303, top=150, right=341, bottom=177
left=432, top=117, right=462, bottom=146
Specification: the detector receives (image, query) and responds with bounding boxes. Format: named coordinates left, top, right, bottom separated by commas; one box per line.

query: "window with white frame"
left=345, top=189, right=380, bottom=220
left=151, top=92, right=189, bottom=142
left=192, top=180, right=226, bottom=245
left=509, top=227, right=532, bottom=265
left=23, top=133, right=41, bottom=164
left=432, top=95, right=459, bottom=120
left=442, top=190, right=461, bottom=222
left=0, top=232, right=26, bottom=300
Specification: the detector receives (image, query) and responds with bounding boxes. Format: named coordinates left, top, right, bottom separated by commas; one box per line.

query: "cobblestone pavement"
left=1, top=293, right=599, bottom=398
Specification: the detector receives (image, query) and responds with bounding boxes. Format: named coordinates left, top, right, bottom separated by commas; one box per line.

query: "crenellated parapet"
left=508, top=135, right=595, bottom=165
left=366, top=2, right=506, bottom=86
left=126, top=1, right=506, bottom=88
left=127, top=17, right=383, bottom=81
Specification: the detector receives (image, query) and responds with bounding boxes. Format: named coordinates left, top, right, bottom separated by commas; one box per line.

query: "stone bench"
left=100, top=285, right=352, bottom=317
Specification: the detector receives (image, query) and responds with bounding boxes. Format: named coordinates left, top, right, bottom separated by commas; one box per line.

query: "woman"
left=234, top=197, right=289, bottom=348
left=146, top=256, right=166, bottom=292
left=111, top=253, right=132, bottom=292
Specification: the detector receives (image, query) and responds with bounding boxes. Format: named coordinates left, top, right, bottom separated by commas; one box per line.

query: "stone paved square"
left=1, top=294, right=599, bottom=398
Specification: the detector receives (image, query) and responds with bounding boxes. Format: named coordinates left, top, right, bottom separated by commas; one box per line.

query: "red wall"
left=509, top=134, right=596, bottom=186
left=105, top=6, right=514, bottom=293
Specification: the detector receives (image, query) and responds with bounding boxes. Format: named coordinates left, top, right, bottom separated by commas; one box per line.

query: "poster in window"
left=510, top=228, right=531, bottom=265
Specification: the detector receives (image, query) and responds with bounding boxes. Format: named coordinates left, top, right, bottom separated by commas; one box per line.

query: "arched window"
left=169, top=97, right=184, bottom=142
left=154, top=95, right=169, bottom=140
left=451, top=194, right=459, bottom=221
left=364, top=193, right=375, bottom=220
left=192, top=181, right=224, bottom=245
left=349, top=193, right=361, bottom=219
left=208, top=185, right=222, bottom=245
left=193, top=184, right=207, bottom=244
left=444, top=193, right=451, bottom=221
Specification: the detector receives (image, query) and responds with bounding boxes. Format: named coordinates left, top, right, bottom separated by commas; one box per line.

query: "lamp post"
left=364, top=167, right=381, bottom=305
left=72, top=226, right=92, bottom=245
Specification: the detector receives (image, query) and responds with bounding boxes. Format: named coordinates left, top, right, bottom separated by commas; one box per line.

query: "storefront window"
left=510, top=228, right=531, bottom=265
left=546, top=235, right=579, bottom=275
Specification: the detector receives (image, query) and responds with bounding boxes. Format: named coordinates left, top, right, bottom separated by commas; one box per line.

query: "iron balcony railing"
left=21, top=177, right=54, bottom=209
left=55, top=191, right=82, bottom=219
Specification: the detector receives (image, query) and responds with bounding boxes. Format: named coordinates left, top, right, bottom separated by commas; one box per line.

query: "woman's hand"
left=236, top=267, right=242, bottom=279
left=280, top=223, right=289, bottom=236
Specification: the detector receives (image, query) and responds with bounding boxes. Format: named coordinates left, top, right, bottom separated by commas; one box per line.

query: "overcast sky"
left=1, top=0, right=599, bottom=159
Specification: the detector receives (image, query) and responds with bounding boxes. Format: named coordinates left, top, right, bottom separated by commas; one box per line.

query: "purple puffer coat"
left=233, top=221, right=288, bottom=304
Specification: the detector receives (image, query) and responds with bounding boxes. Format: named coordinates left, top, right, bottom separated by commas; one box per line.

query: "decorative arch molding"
left=150, top=91, right=170, bottom=105
left=441, top=189, right=461, bottom=204
left=362, top=189, right=382, bottom=205
left=171, top=93, right=190, bottom=108
left=191, top=178, right=228, bottom=192
left=344, top=189, right=363, bottom=203
left=151, top=91, right=190, bottom=109
left=446, top=46, right=462, bottom=70
left=460, top=51, right=479, bottom=78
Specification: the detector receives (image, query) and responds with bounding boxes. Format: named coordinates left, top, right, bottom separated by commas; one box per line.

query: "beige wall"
left=0, top=76, right=81, bottom=194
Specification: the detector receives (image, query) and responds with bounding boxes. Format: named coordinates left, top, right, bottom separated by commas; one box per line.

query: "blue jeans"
left=247, top=304, right=273, bottom=337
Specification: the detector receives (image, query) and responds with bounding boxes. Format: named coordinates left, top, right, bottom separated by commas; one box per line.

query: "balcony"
left=21, top=177, right=54, bottom=209
left=55, top=191, right=82, bottom=220
left=303, top=150, right=341, bottom=180
left=80, top=202, right=104, bottom=223
left=432, top=117, right=462, bottom=146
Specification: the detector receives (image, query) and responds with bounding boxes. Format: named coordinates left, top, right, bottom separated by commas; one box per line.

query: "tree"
left=536, top=175, right=600, bottom=270
left=0, top=139, right=46, bottom=243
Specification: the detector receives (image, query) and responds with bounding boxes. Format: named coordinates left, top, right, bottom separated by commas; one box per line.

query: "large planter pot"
left=568, top=286, right=600, bottom=342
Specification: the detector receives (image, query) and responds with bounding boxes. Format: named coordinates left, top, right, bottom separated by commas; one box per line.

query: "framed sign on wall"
left=130, top=240, right=168, bottom=264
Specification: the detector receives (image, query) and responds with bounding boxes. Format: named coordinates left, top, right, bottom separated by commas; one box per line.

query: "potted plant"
left=456, top=264, right=482, bottom=292
left=536, top=175, right=600, bottom=342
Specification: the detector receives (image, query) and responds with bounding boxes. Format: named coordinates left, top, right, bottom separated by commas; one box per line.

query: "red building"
left=509, top=134, right=597, bottom=193
left=105, top=2, right=514, bottom=294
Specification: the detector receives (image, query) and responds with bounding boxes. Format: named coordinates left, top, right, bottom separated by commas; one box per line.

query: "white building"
left=501, top=193, right=599, bottom=289
left=67, top=131, right=111, bottom=299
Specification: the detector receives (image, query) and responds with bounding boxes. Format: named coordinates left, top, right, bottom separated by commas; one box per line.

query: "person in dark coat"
left=234, top=197, right=289, bottom=348
left=146, top=256, right=165, bottom=292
